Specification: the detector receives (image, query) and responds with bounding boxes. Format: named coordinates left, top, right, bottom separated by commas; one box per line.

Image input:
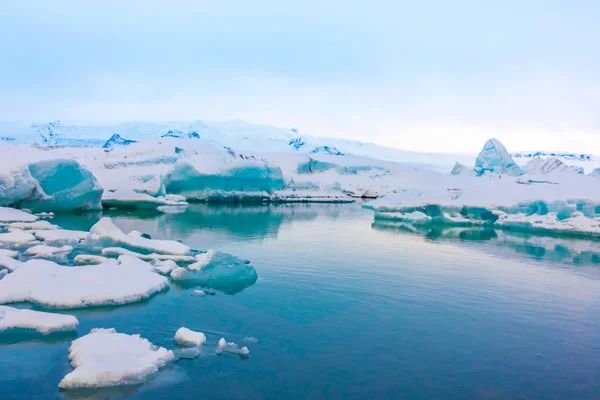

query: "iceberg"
left=170, top=250, right=258, bottom=293
left=174, top=327, right=206, bottom=347
left=85, top=217, right=190, bottom=256
left=0, top=306, right=78, bottom=334
left=59, top=328, right=175, bottom=389
left=0, top=258, right=168, bottom=308
left=473, top=139, right=523, bottom=176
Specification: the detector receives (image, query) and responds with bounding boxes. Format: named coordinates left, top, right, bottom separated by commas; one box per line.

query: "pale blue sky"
left=1, top=0, right=599, bottom=152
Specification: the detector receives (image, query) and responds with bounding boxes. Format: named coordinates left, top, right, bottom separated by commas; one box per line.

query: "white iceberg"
left=0, top=305, right=78, bottom=333
left=170, top=250, right=258, bottom=293
left=0, top=258, right=168, bottom=308
left=85, top=217, right=190, bottom=256
left=473, top=138, right=523, bottom=176
left=174, top=327, right=206, bottom=347
left=59, top=328, right=175, bottom=389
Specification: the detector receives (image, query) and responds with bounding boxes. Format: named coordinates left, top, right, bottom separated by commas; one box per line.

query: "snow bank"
left=0, top=306, right=78, bottom=333
left=0, top=259, right=168, bottom=308
left=59, top=328, right=175, bottom=389
left=85, top=218, right=190, bottom=256
left=174, top=327, right=206, bottom=347
left=170, top=250, right=258, bottom=293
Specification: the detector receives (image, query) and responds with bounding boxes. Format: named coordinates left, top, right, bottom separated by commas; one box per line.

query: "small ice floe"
left=0, top=207, right=38, bottom=223
left=74, top=254, right=110, bottom=265
left=0, top=254, right=24, bottom=272
left=25, top=244, right=73, bottom=257
left=101, top=189, right=188, bottom=211
left=216, top=338, right=250, bottom=358
left=243, top=337, right=258, bottom=343
left=0, top=249, right=18, bottom=258
left=35, top=212, right=55, bottom=219
left=58, top=328, right=175, bottom=389
left=170, top=250, right=258, bottom=294
left=190, top=289, right=206, bottom=297
left=0, top=258, right=168, bottom=308
left=35, top=229, right=88, bottom=246
left=84, top=218, right=190, bottom=256
left=101, top=247, right=195, bottom=263
left=0, top=305, right=78, bottom=334
left=9, top=220, right=58, bottom=231
left=0, top=230, right=36, bottom=245
left=174, top=327, right=206, bottom=347
left=153, top=260, right=178, bottom=275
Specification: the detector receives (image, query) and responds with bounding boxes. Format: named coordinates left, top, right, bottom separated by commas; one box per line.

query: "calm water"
left=3, top=203, right=600, bottom=399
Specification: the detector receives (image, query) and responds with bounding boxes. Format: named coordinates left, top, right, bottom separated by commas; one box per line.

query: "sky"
left=1, top=0, right=599, bottom=153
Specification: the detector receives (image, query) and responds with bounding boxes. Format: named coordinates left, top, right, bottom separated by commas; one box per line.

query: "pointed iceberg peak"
left=102, top=134, right=138, bottom=149
left=473, top=138, right=523, bottom=176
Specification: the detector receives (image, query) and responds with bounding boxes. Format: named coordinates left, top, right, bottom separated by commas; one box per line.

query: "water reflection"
left=372, top=220, right=600, bottom=269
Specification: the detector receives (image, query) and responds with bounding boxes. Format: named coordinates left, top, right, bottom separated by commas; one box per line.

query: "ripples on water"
left=3, top=203, right=600, bottom=399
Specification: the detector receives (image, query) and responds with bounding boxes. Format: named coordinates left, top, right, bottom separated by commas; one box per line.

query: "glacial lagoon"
left=3, top=203, right=600, bottom=399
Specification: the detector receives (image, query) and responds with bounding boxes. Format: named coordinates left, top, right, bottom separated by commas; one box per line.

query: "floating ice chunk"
left=174, top=347, right=201, bottom=360
left=74, top=255, right=109, bottom=265
left=35, top=212, right=55, bottom=219
left=216, top=338, right=249, bottom=357
left=0, top=230, right=36, bottom=244
left=170, top=250, right=258, bottom=293
left=102, top=189, right=188, bottom=210
left=0, top=305, right=78, bottom=333
left=101, top=247, right=195, bottom=263
left=0, top=254, right=23, bottom=272
left=0, top=259, right=168, bottom=308
left=25, top=244, right=73, bottom=257
left=0, top=207, right=38, bottom=223
left=153, top=259, right=178, bottom=275
left=243, top=337, right=258, bottom=343
left=474, top=138, right=523, bottom=176
left=9, top=220, right=58, bottom=231
left=35, top=229, right=88, bottom=246
left=190, top=289, right=206, bottom=297
left=174, top=327, right=206, bottom=347
left=85, top=218, right=190, bottom=256
left=59, top=328, right=175, bottom=389
left=0, top=249, right=18, bottom=258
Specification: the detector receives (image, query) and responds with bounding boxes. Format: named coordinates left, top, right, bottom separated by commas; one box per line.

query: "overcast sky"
left=1, top=0, right=599, bottom=153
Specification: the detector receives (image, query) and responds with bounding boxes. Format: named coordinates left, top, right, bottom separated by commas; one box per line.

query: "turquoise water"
left=3, top=203, right=600, bottom=399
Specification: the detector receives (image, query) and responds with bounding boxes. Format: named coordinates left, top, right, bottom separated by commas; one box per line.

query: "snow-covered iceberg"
left=174, top=327, right=206, bottom=347
left=59, top=328, right=175, bottom=389
left=0, top=258, right=168, bottom=308
left=0, top=145, right=103, bottom=212
left=170, top=249, right=258, bottom=293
